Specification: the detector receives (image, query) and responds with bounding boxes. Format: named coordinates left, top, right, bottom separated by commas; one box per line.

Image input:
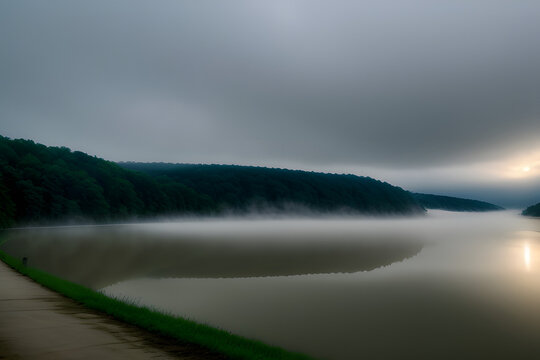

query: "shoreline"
left=0, top=248, right=314, bottom=360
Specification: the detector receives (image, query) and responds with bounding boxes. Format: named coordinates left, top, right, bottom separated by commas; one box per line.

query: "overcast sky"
left=1, top=1, right=540, bottom=207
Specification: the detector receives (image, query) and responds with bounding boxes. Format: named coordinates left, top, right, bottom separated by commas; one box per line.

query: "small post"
left=22, top=257, right=28, bottom=267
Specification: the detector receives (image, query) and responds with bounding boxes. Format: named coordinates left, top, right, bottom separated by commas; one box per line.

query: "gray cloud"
left=1, top=1, right=540, bottom=203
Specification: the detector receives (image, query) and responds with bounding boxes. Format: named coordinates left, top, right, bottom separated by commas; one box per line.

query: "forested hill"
left=119, top=163, right=425, bottom=215
left=0, top=135, right=426, bottom=228
left=0, top=136, right=214, bottom=228
left=522, top=202, right=540, bottom=217
left=412, top=193, right=504, bottom=212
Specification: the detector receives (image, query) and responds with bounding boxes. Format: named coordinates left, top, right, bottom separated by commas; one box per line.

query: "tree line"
left=3, top=135, right=516, bottom=229
left=120, top=163, right=425, bottom=215
left=0, top=136, right=428, bottom=228
left=411, top=193, right=503, bottom=212
left=522, top=202, right=540, bottom=217
left=0, top=136, right=214, bottom=228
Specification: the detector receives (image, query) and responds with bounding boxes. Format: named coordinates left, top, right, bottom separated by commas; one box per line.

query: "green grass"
left=0, top=244, right=315, bottom=360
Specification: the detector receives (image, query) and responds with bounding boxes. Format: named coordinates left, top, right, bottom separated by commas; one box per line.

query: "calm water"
left=3, top=211, right=540, bottom=359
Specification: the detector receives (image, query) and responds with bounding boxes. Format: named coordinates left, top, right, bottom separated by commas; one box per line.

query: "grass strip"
left=0, top=248, right=315, bottom=360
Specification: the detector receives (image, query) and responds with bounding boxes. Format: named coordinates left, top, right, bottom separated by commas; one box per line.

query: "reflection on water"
left=3, top=211, right=540, bottom=360
left=524, top=243, right=531, bottom=271
left=0, top=220, right=423, bottom=289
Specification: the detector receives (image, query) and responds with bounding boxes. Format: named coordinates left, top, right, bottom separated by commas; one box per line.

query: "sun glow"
left=500, top=152, right=540, bottom=179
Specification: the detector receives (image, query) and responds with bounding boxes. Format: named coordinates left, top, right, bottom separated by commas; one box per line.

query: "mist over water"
left=3, top=211, right=540, bottom=359
left=1, top=218, right=423, bottom=289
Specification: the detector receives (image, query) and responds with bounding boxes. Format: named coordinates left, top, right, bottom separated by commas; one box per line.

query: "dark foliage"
left=522, top=202, right=540, bottom=217
left=412, top=193, right=503, bottom=212
left=0, top=136, right=214, bottom=227
left=0, top=135, right=429, bottom=228
left=120, top=163, right=426, bottom=215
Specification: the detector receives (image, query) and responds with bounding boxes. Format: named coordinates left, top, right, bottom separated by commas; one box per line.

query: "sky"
left=1, top=1, right=540, bottom=207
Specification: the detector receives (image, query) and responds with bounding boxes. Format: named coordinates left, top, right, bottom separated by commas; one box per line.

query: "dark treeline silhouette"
left=120, top=162, right=425, bottom=215
left=0, top=136, right=214, bottom=227
left=0, top=136, right=425, bottom=228
left=412, top=193, right=504, bottom=211
left=412, top=193, right=503, bottom=212
left=522, top=202, right=540, bottom=217
left=4, top=135, right=508, bottom=228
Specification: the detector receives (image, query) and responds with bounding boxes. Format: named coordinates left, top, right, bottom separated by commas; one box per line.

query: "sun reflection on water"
left=524, top=243, right=531, bottom=271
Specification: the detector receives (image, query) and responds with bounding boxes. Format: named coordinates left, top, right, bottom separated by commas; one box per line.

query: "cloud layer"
left=1, top=1, right=540, bottom=205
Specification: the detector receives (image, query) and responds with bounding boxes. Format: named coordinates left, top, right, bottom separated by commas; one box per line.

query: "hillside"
left=412, top=193, right=504, bottom=212
left=119, top=163, right=425, bottom=215
left=0, top=136, right=214, bottom=228
left=0, top=136, right=429, bottom=228
left=522, top=202, right=540, bottom=217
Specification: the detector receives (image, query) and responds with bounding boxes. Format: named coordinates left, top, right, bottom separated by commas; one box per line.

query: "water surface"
left=3, top=211, right=540, bottom=359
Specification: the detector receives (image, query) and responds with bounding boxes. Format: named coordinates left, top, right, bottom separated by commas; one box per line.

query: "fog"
left=1, top=217, right=423, bottom=289
left=3, top=211, right=540, bottom=359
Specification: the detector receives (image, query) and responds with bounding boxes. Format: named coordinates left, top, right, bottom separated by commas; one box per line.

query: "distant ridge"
left=0, top=135, right=427, bottom=228
left=0, top=135, right=214, bottom=228
left=119, top=162, right=426, bottom=216
left=412, top=193, right=504, bottom=212
left=522, top=202, right=540, bottom=217
left=1, top=134, right=511, bottom=228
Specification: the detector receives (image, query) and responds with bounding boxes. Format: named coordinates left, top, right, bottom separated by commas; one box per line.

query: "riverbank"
left=0, top=249, right=313, bottom=360
left=0, top=260, right=222, bottom=359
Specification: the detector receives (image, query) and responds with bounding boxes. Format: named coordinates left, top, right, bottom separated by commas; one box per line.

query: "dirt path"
left=0, top=261, right=225, bottom=360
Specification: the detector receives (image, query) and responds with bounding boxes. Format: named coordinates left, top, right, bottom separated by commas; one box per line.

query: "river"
left=2, top=211, right=540, bottom=359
